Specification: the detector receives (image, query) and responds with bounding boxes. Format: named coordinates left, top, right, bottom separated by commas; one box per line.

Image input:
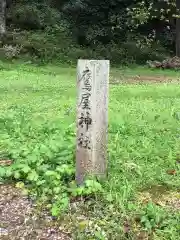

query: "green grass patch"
left=0, top=63, right=180, bottom=239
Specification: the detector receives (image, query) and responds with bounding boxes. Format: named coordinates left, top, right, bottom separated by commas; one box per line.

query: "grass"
left=0, top=63, right=180, bottom=239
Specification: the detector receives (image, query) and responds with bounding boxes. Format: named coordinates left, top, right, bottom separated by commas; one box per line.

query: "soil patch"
left=110, top=75, right=180, bottom=84
left=137, top=185, right=180, bottom=210
left=0, top=184, right=71, bottom=240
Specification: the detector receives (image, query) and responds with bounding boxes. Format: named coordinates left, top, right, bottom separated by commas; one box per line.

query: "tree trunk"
left=0, top=0, right=6, bottom=43
left=176, top=0, right=180, bottom=57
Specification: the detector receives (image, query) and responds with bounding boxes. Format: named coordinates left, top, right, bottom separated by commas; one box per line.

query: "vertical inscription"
left=76, top=60, right=109, bottom=185
left=78, top=66, right=92, bottom=150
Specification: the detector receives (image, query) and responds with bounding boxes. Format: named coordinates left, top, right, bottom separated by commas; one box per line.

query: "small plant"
left=69, top=179, right=103, bottom=197
left=139, top=202, right=166, bottom=232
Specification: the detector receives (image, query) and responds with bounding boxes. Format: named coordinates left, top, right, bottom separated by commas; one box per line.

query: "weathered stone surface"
left=76, top=60, right=109, bottom=184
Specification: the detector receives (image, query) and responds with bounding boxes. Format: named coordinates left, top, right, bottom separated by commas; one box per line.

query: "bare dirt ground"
left=0, top=184, right=71, bottom=240
left=110, top=75, right=180, bottom=84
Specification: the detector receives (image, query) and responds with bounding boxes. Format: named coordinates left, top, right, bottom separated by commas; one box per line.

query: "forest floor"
left=0, top=62, right=180, bottom=239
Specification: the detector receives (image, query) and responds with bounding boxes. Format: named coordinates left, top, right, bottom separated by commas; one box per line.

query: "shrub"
left=7, top=3, right=62, bottom=30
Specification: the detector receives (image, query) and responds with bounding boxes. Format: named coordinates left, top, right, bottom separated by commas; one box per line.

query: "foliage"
left=139, top=202, right=166, bottom=231
left=1, top=0, right=178, bottom=63
left=1, top=29, right=168, bottom=64
left=7, top=1, right=63, bottom=29
left=0, top=94, right=102, bottom=216
left=126, top=0, right=179, bottom=54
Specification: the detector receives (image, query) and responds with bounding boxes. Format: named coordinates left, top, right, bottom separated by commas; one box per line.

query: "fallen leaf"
left=0, top=159, right=12, bottom=166
left=137, top=231, right=148, bottom=240
left=15, top=182, right=25, bottom=189
left=154, top=200, right=166, bottom=207
left=78, top=220, right=89, bottom=231
left=166, top=169, right=176, bottom=175
left=123, top=221, right=131, bottom=234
